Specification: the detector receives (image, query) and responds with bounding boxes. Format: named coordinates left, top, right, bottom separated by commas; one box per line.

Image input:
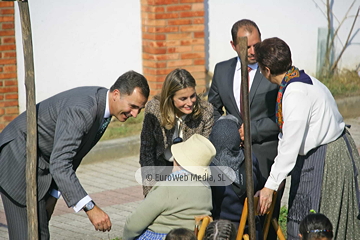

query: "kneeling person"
left=123, top=134, right=215, bottom=240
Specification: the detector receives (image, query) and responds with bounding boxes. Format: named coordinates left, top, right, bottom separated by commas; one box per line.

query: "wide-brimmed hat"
left=171, top=134, right=216, bottom=177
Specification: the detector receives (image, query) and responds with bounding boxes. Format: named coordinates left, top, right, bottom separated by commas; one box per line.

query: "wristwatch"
left=83, top=200, right=96, bottom=212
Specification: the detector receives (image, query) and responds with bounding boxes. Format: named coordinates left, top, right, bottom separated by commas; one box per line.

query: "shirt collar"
left=104, top=90, right=111, bottom=118
left=236, top=57, right=258, bottom=71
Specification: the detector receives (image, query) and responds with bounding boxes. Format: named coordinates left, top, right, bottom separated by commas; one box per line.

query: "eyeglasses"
left=173, top=137, right=183, bottom=144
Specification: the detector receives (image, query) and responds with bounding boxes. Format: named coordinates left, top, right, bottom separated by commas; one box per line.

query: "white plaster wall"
left=15, top=0, right=142, bottom=112
left=207, top=0, right=360, bottom=76
left=15, top=0, right=359, bottom=111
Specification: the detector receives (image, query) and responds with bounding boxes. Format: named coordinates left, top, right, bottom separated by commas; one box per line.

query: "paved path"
left=0, top=116, right=359, bottom=239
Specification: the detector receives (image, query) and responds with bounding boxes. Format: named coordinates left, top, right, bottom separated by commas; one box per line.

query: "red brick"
left=143, top=53, right=179, bottom=61
left=181, top=52, right=205, bottom=59
left=0, top=80, right=3, bottom=86
left=0, top=86, right=17, bottom=93
left=5, top=106, right=18, bottom=114
left=191, top=3, right=204, bottom=10
left=179, top=11, right=204, bottom=18
left=0, top=9, right=15, bottom=15
left=143, top=40, right=167, bottom=47
left=196, top=85, right=207, bottom=94
left=150, top=0, right=179, bottom=4
left=146, top=82, right=165, bottom=92
left=0, top=123, right=6, bottom=131
left=0, top=73, right=16, bottom=80
left=180, top=0, right=203, bottom=3
left=0, top=2, right=13, bottom=7
left=0, top=100, right=18, bottom=107
left=142, top=6, right=165, bottom=13
left=167, top=32, right=192, bottom=40
left=166, top=40, right=181, bottom=46
left=0, top=16, right=14, bottom=22
left=192, top=18, right=204, bottom=24
left=194, top=31, right=204, bottom=38
left=155, top=13, right=179, bottom=19
left=193, top=45, right=205, bottom=51
left=144, top=68, right=172, bottom=75
left=142, top=12, right=156, bottom=20
left=142, top=33, right=166, bottom=40
left=143, top=60, right=167, bottom=68
left=142, top=19, right=167, bottom=26
left=145, top=26, right=179, bottom=33
left=3, top=65, right=16, bottom=73
left=181, top=38, right=205, bottom=45
left=3, top=52, right=16, bottom=58
left=166, top=5, right=191, bottom=12
left=146, top=74, right=167, bottom=83
left=2, top=37, right=15, bottom=44
left=2, top=23, right=14, bottom=29
left=143, top=46, right=167, bottom=54
left=0, top=44, right=15, bottom=51
left=168, top=19, right=192, bottom=25
left=3, top=115, right=17, bottom=122
left=0, top=108, right=4, bottom=115
left=0, top=59, right=16, bottom=64
left=143, top=53, right=156, bottom=60
left=154, top=53, right=180, bottom=61
left=5, top=79, right=17, bottom=86
left=180, top=25, right=204, bottom=32
left=0, top=94, right=3, bottom=99
left=0, top=30, right=15, bottom=36
left=181, top=65, right=204, bottom=72
left=167, top=59, right=193, bottom=67
left=167, top=45, right=192, bottom=53
left=194, top=59, right=205, bottom=65
left=148, top=82, right=165, bottom=91
left=190, top=71, right=206, bottom=80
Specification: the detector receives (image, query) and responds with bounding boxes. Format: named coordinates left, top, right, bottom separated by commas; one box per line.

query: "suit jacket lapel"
left=73, top=88, right=108, bottom=165
left=228, top=58, right=241, bottom=119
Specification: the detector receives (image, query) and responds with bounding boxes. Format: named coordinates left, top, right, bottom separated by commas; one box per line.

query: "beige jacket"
left=123, top=177, right=212, bottom=240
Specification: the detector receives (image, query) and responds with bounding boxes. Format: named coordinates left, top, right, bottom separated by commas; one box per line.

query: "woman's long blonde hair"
left=159, top=68, right=201, bottom=130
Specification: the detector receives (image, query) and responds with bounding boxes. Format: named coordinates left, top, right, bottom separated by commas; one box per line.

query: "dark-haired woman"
left=254, top=37, right=360, bottom=240
left=204, top=219, right=237, bottom=240
left=139, top=68, right=214, bottom=196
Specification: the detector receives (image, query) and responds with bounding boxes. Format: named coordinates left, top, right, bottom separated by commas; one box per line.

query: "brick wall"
left=141, top=0, right=206, bottom=97
left=0, top=1, right=18, bottom=131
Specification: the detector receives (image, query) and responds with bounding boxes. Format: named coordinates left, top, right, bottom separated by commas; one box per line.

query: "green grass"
left=100, top=111, right=144, bottom=141
left=320, top=69, right=360, bottom=98
left=279, top=206, right=288, bottom=238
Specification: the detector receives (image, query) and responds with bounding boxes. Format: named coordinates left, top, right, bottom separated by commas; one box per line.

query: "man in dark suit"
left=208, top=19, right=280, bottom=239
left=0, top=70, right=149, bottom=239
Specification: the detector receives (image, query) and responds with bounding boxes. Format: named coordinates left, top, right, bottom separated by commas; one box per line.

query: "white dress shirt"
left=265, top=76, right=345, bottom=191
left=163, top=115, right=187, bottom=162
left=233, top=57, right=258, bottom=114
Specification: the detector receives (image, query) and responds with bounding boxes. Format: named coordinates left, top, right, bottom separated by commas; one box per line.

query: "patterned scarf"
left=276, top=66, right=313, bottom=131
left=276, top=66, right=300, bottom=130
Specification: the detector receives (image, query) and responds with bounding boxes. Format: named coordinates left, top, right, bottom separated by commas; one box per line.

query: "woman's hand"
left=257, top=187, right=274, bottom=215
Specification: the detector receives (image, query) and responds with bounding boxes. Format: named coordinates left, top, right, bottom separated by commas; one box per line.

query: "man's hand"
left=86, top=205, right=112, bottom=232
left=256, top=187, right=274, bottom=215
left=239, top=124, right=245, bottom=141
left=46, top=195, right=58, bottom=220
